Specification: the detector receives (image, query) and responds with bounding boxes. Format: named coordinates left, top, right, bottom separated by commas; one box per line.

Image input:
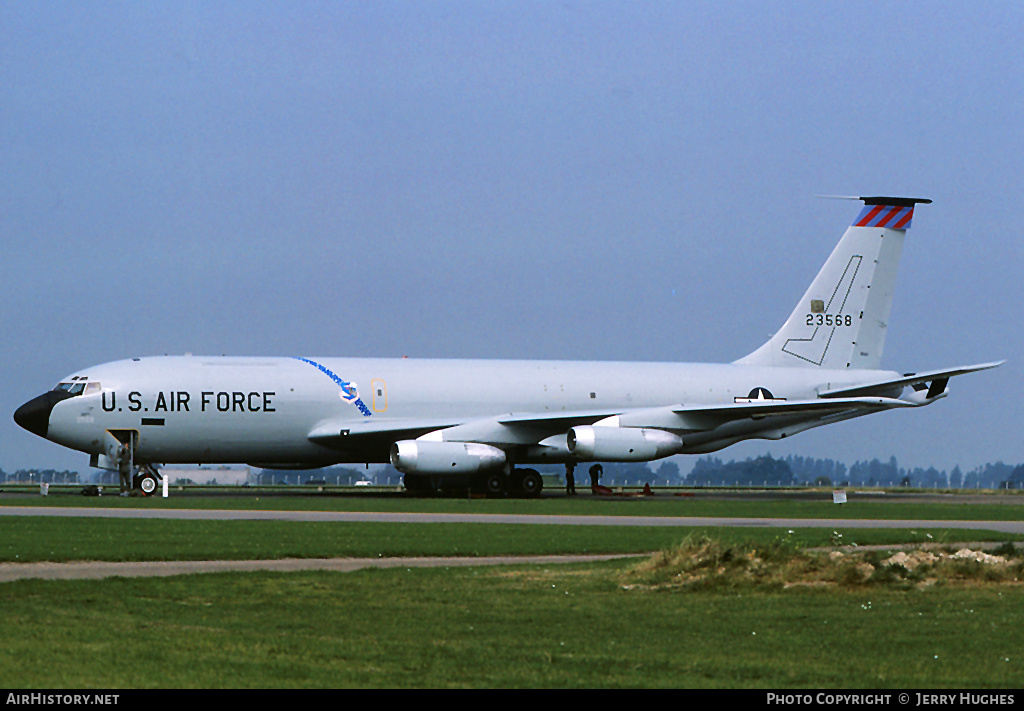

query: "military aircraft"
left=14, top=197, right=1001, bottom=496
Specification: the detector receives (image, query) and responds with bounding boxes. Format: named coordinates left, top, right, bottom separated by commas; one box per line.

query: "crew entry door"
left=371, top=379, right=387, bottom=413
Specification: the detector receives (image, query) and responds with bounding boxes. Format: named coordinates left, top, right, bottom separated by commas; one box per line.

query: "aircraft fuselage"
left=29, top=355, right=900, bottom=467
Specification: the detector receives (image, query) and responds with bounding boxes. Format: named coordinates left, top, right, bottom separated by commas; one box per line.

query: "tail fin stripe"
left=892, top=208, right=915, bottom=230
left=855, top=205, right=885, bottom=227
left=875, top=206, right=906, bottom=228
left=854, top=204, right=915, bottom=229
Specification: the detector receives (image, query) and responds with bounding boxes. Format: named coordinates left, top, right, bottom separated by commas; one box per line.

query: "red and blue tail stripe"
left=854, top=203, right=916, bottom=229
left=852, top=197, right=931, bottom=230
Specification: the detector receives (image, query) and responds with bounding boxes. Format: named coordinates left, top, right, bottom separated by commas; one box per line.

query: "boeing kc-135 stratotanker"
left=14, top=197, right=1001, bottom=496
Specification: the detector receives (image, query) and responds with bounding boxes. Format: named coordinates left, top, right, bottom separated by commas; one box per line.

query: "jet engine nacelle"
left=390, top=440, right=507, bottom=475
left=567, top=426, right=683, bottom=462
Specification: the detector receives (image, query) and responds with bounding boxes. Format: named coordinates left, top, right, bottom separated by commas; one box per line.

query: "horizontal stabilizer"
left=670, top=396, right=914, bottom=430
left=818, top=361, right=1004, bottom=399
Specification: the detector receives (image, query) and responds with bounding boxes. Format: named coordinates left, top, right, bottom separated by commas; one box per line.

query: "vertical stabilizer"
left=736, top=197, right=931, bottom=370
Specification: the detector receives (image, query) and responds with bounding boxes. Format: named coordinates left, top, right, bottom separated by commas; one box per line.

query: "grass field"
left=1, top=551, right=1023, bottom=688
left=0, top=516, right=1022, bottom=564
left=2, top=490, right=1023, bottom=688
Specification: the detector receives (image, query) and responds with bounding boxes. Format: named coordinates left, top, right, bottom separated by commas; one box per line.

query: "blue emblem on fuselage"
left=294, top=357, right=373, bottom=417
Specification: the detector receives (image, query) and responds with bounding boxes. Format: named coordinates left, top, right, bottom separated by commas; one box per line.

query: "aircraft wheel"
left=484, top=472, right=508, bottom=497
left=136, top=472, right=159, bottom=497
left=517, top=469, right=543, bottom=498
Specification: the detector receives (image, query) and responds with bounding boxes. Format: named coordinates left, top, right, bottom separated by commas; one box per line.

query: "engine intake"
left=390, top=440, right=507, bottom=475
left=567, top=426, right=682, bottom=462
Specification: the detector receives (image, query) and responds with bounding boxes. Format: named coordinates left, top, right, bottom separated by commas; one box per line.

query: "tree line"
left=528, top=455, right=1024, bottom=489
left=682, top=455, right=1024, bottom=489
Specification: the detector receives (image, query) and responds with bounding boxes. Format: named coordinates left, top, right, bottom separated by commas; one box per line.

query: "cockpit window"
left=52, top=379, right=100, bottom=397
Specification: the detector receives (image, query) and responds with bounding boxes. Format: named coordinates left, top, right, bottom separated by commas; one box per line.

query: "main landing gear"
left=488, top=468, right=543, bottom=498
left=403, top=467, right=544, bottom=498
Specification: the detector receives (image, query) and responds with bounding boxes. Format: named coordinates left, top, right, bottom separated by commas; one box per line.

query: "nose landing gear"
left=132, top=465, right=162, bottom=497
left=107, top=430, right=162, bottom=496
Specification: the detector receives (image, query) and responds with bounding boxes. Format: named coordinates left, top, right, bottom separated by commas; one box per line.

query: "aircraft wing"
left=818, top=361, right=1004, bottom=400
left=307, top=409, right=622, bottom=449
left=307, top=417, right=462, bottom=445
left=309, top=398, right=911, bottom=451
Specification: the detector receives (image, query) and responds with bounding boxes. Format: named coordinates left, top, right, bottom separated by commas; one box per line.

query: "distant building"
left=163, top=466, right=251, bottom=486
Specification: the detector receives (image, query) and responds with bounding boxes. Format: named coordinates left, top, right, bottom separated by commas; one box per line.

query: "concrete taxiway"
left=3, top=504, right=1023, bottom=534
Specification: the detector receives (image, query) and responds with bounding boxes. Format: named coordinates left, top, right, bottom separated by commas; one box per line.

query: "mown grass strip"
left=1, top=516, right=1021, bottom=563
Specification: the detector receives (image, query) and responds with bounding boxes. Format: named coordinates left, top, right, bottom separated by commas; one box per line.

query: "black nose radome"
left=13, top=391, right=74, bottom=439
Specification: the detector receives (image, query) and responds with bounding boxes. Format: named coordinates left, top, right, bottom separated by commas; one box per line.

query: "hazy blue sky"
left=2, top=1, right=1021, bottom=475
